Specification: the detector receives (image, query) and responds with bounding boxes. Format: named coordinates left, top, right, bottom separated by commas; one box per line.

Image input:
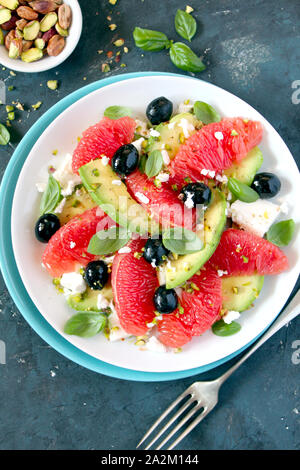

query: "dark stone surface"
left=0, top=0, right=299, bottom=450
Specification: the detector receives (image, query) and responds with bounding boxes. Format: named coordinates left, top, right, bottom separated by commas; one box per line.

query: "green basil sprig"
left=266, top=219, right=295, bottom=247
left=64, top=311, right=108, bottom=338
left=40, top=176, right=61, bottom=215
left=228, top=177, right=259, bottom=203
left=175, top=9, right=197, bottom=42
left=133, top=27, right=171, bottom=51
left=212, top=319, right=241, bottom=336
left=88, top=226, right=131, bottom=255
left=162, top=227, right=203, bottom=254
left=0, top=123, right=10, bottom=145
left=145, top=150, right=163, bottom=178
left=170, top=42, right=206, bottom=72
left=104, top=106, right=132, bottom=120
left=194, top=101, right=221, bottom=124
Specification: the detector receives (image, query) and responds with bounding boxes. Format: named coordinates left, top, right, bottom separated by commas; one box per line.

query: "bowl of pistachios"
left=0, top=0, right=82, bottom=72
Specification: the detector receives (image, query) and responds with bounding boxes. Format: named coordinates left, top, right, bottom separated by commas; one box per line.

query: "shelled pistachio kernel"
left=35, top=38, right=45, bottom=49
left=47, top=79, right=58, bottom=90
left=23, top=20, right=40, bottom=41
left=40, top=11, right=57, bottom=32
left=21, top=47, right=43, bottom=62
left=55, top=22, right=68, bottom=36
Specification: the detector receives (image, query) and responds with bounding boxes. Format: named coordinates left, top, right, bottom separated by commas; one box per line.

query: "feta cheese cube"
left=229, top=199, right=281, bottom=237
left=223, top=310, right=241, bottom=324
left=53, top=153, right=81, bottom=197
left=145, top=336, right=167, bottom=353
left=132, top=137, right=145, bottom=154
left=60, top=272, right=86, bottom=296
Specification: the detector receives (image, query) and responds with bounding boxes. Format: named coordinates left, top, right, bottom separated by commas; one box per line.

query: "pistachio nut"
left=0, top=0, right=19, bottom=10
left=22, top=39, right=33, bottom=51
left=42, top=25, right=55, bottom=42
left=40, top=11, right=57, bottom=32
left=8, top=37, right=23, bottom=58
left=23, top=19, right=40, bottom=40
left=29, top=1, right=58, bottom=14
left=34, top=37, right=45, bottom=49
left=4, top=28, right=15, bottom=49
left=55, top=22, right=68, bottom=36
left=21, top=46, right=43, bottom=62
left=16, top=5, right=38, bottom=20
left=0, top=8, right=11, bottom=25
left=47, top=33, right=65, bottom=56
left=58, top=3, right=71, bottom=30
left=16, top=18, right=28, bottom=30
left=0, top=28, right=4, bottom=45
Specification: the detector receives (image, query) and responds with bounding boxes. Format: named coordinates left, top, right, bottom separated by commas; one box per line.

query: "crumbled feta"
left=69, top=241, right=76, bottom=249
left=97, top=293, right=110, bottom=310
left=145, top=336, right=167, bottom=353
left=60, top=272, right=86, bottom=296
left=161, top=150, right=170, bottom=165
left=103, top=255, right=115, bottom=264
left=109, top=306, right=131, bottom=341
left=216, top=174, right=228, bottom=183
left=36, top=182, right=47, bottom=193
left=168, top=121, right=176, bottom=130
left=132, top=137, right=145, bottom=154
left=157, top=266, right=166, bottom=285
left=178, top=118, right=195, bottom=138
left=227, top=191, right=233, bottom=201
left=279, top=201, right=289, bottom=215
left=223, top=310, right=240, bottom=324
left=149, top=128, right=160, bottom=137
left=196, top=223, right=204, bottom=232
left=101, top=156, right=110, bottom=166
left=135, top=119, right=149, bottom=137
left=200, top=169, right=209, bottom=176
left=229, top=199, right=281, bottom=237
left=118, top=246, right=131, bottom=254
left=54, top=197, right=66, bottom=214
left=112, top=179, right=122, bottom=186
left=156, top=172, right=170, bottom=183
left=166, top=260, right=176, bottom=273
left=177, top=101, right=194, bottom=114
left=53, top=153, right=81, bottom=196
left=214, top=131, right=224, bottom=140
left=208, top=170, right=216, bottom=178
left=135, top=192, right=149, bottom=204
left=184, top=192, right=194, bottom=209
left=217, top=269, right=228, bottom=277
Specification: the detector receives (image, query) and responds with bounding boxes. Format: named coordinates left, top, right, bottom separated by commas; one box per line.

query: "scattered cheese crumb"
left=118, top=246, right=131, bottom=254
left=112, top=179, right=122, bottom=185
left=161, top=149, right=170, bottom=165
left=135, top=192, right=149, bottom=204
left=223, top=310, right=240, bottom=324
left=217, top=270, right=228, bottom=277
left=214, top=131, right=224, bottom=140
left=60, top=272, right=86, bottom=296
left=101, top=155, right=110, bottom=166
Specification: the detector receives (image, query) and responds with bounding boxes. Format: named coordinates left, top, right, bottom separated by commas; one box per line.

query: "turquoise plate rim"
left=0, top=71, right=276, bottom=382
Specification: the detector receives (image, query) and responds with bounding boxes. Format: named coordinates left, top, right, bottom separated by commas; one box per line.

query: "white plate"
left=11, top=75, right=300, bottom=373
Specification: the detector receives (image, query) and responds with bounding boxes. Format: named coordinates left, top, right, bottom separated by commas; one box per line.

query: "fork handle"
left=218, top=288, right=300, bottom=385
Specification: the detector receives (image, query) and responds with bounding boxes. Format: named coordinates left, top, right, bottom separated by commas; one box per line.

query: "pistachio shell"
left=23, top=19, right=40, bottom=40
left=40, top=11, right=57, bottom=32
left=21, top=46, right=43, bottom=62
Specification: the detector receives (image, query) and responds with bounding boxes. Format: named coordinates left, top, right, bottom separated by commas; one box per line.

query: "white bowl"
left=0, top=0, right=82, bottom=73
left=11, top=75, right=300, bottom=373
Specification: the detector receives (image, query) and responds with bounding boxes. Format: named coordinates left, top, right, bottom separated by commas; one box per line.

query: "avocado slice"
left=148, top=112, right=202, bottom=160
left=165, top=189, right=227, bottom=289
left=67, top=285, right=113, bottom=311
left=221, top=275, right=264, bottom=312
left=79, top=160, right=159, bottom=235
left=58, top=186, right=97, bottom=225
left=224, top=146, right=263, bottom=185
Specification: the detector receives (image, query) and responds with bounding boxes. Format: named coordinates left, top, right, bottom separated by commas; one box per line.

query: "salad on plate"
left=34, top=96, right=294, bottom=353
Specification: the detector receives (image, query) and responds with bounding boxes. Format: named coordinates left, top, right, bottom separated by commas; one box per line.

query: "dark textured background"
left=0, top=0, right=299, bottom=450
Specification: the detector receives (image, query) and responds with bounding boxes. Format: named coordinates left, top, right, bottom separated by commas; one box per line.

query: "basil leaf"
left=194, top=101, right=221, bottom=124
left=170, top=42, right=206, bottom=73
left=40, top=176, right=61, bottom=215
left=162, top=227, right=203, bottom=254
left=228, top=177, right=259, bottom=203
left=0, top=123, right=10, bottom=145
left=212, top=319, right=241, bottom=337
left=104, top=105, right=132, bottom=120
left=87, top=226, right=131, bottom=255
left=175, top=9, right=197, bottom=42
left=145, top=150, right=163, bottom=178
left=266, top=219, right=295, bottom=247
left=133, top=27, right=170, bottom=51
left=64, top=311, right=107, bottom=338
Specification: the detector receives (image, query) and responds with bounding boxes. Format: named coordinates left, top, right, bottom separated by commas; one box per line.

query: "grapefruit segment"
left=208, top=228, right=289, bottom=275
left=42, top=207, right=115, bottom=277
left=170, top=118, right=263, bottom=187
left=72, top=116, right=136, bottom=174
left=111, top=238, right=158, bottom=336
left=126, top=170, right=196, bottom=229
left=158, top=315, right=192, bottom=348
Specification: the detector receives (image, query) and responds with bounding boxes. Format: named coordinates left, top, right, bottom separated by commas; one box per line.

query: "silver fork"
left=137, top=289, right=300, bottom=450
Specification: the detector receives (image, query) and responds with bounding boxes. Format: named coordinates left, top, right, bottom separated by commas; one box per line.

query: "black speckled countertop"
left=0, top=0, right=299, bottom=450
